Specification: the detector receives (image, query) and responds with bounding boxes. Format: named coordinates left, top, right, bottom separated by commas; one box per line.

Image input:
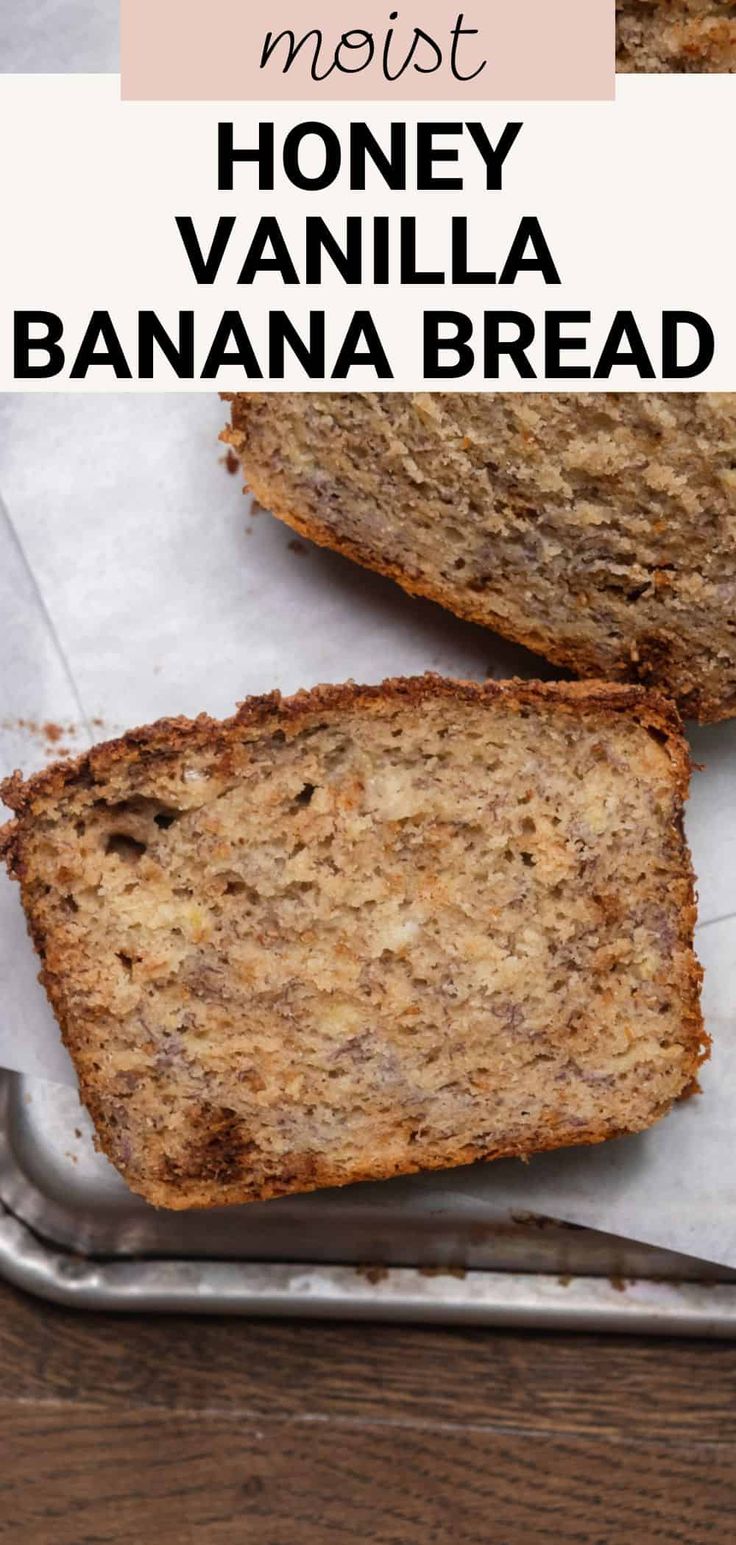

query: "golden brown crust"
left=113, top=1113, right=670, bottom=1211
left=1, top=674, right=692, bottom=843
left=1, top=675, right=706, bottom=1211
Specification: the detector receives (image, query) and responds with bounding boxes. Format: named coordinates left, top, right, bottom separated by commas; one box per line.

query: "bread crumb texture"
left=1, top=678, right=705, bottom=1210
left=224, top=393, right=736, bottom=722
left=617, top=0, right=736, bottom=71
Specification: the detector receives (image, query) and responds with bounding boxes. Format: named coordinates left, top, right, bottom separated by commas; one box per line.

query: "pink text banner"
left=121, top=1, right=615, bottom=103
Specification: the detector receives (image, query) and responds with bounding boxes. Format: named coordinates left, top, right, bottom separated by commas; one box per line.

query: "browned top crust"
left=1, top=675, right=691, bottom=865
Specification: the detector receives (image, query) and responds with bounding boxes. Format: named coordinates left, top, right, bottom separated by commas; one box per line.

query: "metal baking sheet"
left=2, top=1070, right=736, bottom=1334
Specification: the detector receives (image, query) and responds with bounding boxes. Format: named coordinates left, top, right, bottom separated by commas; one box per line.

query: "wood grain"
left=1, top=1278, right=735, bottom=1543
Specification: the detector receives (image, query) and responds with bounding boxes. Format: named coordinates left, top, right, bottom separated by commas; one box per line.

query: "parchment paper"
left=1, top=393, right=734, bottom=1266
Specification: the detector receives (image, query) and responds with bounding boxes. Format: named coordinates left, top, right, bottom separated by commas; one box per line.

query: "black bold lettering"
left=139, top=312, right=195, bottom=379
left=69, top=312, right=132, bottom=379
left=332, top=312, right=393, bottom=378
left=400, top=218, right=444, bottom=284
left=283, top=123, right=341, bottom=190
left=424, top=311, right=474, bottom=378
left=201, top=312, right=263, bottom=378
left=305, top=217, right=363, bottom=284
left=238, top=218, right=300, bottom=284
left=269, top=311, right=325, bottom=377
left=218, top=122, right=275, bottom=191
left=417, top=124, right=463, bottom=190
left=175, top=216, right=236, bottom=284
left=451, top=217, right=495, bottom=284
left=466, top=122, right=521, bottom=189
left=594, top=311, right=655, bottom=379
left=499, top=218, right=560, bottom=284
left=13, top=312, right=64, bottom=378
left=484, top=312, right=536, bottom=378
left=349, top=122, right=407, bottom=189
left=372, top=217, right=391, bottom=284
left=662, top=311, right=715, bottom=379
left=545, top=311, right=591, bottom=379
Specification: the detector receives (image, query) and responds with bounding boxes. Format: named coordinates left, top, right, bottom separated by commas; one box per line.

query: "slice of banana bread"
left=617, top=0, right=736, bottom=72
left=1, top=677, right=705, bottom=1210
left=223, top=393, right=736, bottom=723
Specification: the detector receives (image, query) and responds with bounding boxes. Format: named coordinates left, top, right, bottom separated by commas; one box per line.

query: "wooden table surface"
left=1, top=1276, right=735, bottom=1544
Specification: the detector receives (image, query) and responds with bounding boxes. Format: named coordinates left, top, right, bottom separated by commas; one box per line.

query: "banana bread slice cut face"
left=224, top=393, right=736, bottom=723
left=1, top=678, right=705, bottom=1210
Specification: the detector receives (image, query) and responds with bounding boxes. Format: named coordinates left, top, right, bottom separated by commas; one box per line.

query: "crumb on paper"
left=3, top=717, right=79, bottom=748
left=288, top=539, right=308, bottom=557
left=221, top=448, right=240, bottom=476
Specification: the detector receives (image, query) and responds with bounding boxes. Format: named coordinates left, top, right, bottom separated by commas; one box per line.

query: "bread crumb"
left=2, top=717, right=78, bottom=747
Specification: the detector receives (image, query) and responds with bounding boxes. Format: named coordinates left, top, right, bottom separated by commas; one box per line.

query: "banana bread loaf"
left=224, top=393, right=736, bottom=723
left=617, top=0, right=736, bottom=71
left=1, top=677, right=705, bottom=1209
